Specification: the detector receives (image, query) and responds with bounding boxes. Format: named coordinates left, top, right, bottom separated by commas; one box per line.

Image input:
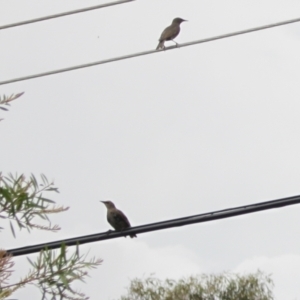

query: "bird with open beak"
left=156, top=17, right=187, bottom=50
left=100, top=200, right=137, bottom=238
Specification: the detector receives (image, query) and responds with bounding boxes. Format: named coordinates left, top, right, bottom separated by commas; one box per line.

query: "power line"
left=0, top=0, right=136, bottom=30
left=6, top=194, right=300, bottom=257
left=1, top=16, right=300, bottom=86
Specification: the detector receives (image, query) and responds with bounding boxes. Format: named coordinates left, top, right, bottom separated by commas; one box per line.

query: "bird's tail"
left=156, top=41, right=164, bottom=50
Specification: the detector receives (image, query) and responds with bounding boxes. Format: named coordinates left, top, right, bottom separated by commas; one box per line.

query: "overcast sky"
left=2, top=0, right=300, bottom=299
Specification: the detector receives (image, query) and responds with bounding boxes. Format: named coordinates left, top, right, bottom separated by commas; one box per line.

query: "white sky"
left=1, top=0, right=300, bottom=299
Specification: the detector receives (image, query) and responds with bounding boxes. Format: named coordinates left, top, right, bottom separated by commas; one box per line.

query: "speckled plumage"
left=156, top=18, right=187, bottom=50
left=101, top=201, right=137, bottom=238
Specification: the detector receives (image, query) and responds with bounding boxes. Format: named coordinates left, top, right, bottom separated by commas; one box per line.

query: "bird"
left=100, top=200, right=137, bottom=238
left=156, top=17, right=187, bottom=50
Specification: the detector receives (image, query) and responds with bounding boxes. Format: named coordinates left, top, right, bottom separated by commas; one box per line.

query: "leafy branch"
left=0, top=250, right=14, bottom=298
left=0, top=92, right=24, bottom=121
left=120, top=271, right=274, bottom=300
left=0, top=173, right=69, bottom=237
left=1, top=245, right=102, bottom=300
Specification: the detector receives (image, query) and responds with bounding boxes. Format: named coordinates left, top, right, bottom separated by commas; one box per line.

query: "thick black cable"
left=1, top=16, right=300, bottom=86
left=6, top=194, right=300, bottom=257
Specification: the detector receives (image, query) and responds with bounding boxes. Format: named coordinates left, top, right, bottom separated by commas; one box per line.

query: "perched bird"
left=156, top=17, right=187, bottom=50
left=100, top=200, right=137, bottom=238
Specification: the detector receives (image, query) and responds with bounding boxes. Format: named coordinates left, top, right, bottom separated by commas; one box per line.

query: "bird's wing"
left=115, top=209, right=131, bottom=227
left=160, top=25, right=180, bottom=41
left=159, top=26, right=171, bottom=41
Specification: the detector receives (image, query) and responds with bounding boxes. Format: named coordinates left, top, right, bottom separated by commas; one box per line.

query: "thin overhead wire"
left=6, top=194, right=300, bottom=257
left=0, top=0, right=136, bottom=30
left=1, top=16, right=300, bottom=86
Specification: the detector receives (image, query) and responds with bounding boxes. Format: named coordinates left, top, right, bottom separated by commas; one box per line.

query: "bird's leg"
left=171, top=40, right=179, bottom=47
left=106, top=229, right=113, bottom=235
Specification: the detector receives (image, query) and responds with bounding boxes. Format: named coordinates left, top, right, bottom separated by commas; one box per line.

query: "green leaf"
left=9, top=221, right=16, bottom=238
left=59, top=273, right=69, bottom=287
left=38, top=197, right=55, bottom=204
left=27, top=257, right=36, bottom=268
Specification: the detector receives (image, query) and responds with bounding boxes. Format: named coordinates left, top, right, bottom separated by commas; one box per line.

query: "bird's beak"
left=183, top=19, right=188, bottom=22
left=100, top=200, right=106, bottom=204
